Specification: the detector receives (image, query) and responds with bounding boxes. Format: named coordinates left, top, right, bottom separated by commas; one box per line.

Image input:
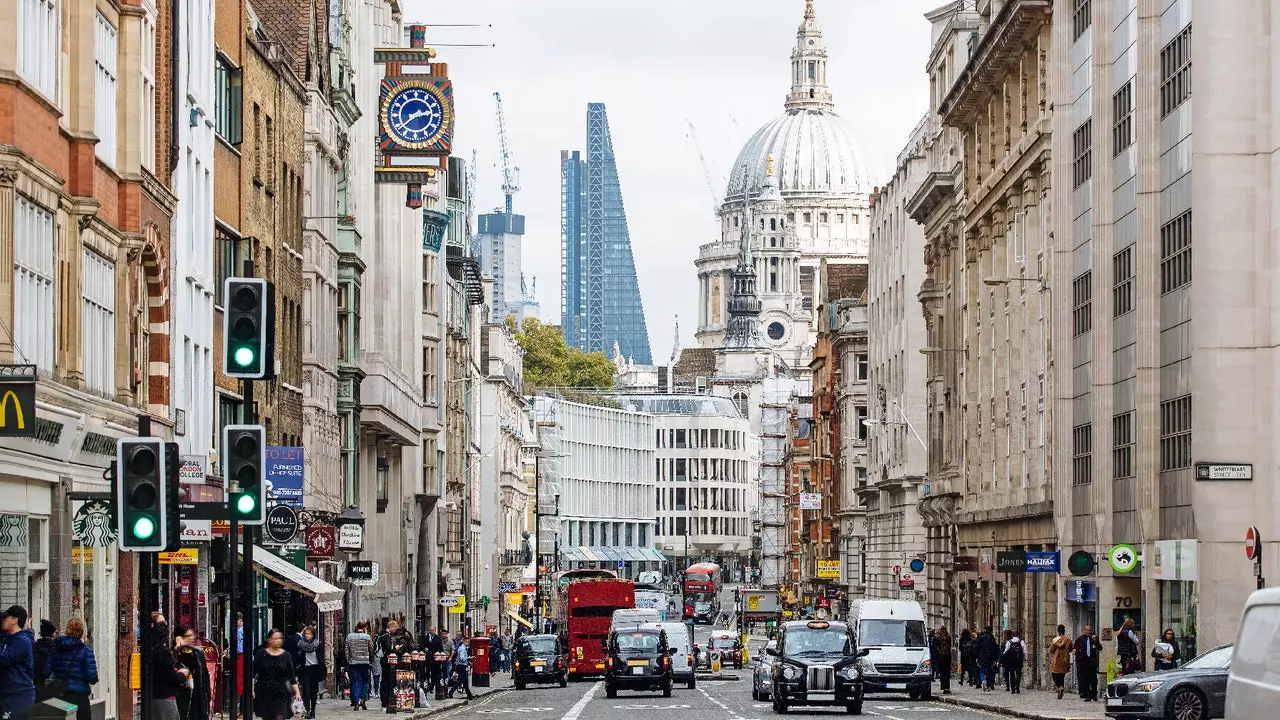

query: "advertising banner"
left=266, top=446, right=305, bottom=507
left=816, top=560, right=840, bottom=578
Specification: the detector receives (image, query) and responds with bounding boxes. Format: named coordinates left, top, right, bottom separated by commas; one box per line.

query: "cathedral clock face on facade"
left=378, top=77, right=454, bottom=154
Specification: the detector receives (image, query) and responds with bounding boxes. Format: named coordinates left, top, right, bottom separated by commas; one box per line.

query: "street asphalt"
left=425, top=627, right=1017, bottom=720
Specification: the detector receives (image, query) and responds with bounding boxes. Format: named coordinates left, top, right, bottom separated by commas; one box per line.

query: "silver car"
left=1105, top=645, right=1232, bottom=720
left=752, top=640, right=777, bottom=700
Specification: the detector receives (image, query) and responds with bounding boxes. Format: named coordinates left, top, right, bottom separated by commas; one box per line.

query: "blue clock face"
left=386, top=86, right=445, bottom=146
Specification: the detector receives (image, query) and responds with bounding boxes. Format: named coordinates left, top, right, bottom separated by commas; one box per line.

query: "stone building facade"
left=0, top=2, right=176, bottom=717
left=934, top=0, right=1058, bottom=678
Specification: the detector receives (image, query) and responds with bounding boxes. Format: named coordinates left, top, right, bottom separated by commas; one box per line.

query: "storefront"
left=1151, top=539, right=1199, bottom=663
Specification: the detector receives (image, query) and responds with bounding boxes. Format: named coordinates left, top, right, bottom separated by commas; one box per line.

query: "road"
left=433, top=627, right=1011, bottom=720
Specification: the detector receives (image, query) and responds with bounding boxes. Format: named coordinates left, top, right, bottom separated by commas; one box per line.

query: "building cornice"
left=939, top=0, right=1050, bottom=128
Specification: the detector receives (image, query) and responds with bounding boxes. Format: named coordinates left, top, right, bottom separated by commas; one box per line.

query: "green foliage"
left=506, top=317, right=617, bottom=392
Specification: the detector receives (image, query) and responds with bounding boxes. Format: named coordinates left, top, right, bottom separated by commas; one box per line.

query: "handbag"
left=290, top=698, right=306, bottom=719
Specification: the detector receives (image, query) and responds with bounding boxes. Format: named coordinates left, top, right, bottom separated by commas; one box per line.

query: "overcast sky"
left=402, top=0, right=945, bottom=360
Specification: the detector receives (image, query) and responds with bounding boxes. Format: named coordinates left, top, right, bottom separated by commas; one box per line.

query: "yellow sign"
left=506, top=592, right=523, bottom=606
left=129, top=652, right=141, bottom=689
left=72, top=547, right=93, bottom=565
left=508, top=612, right=533, bottom=630
left=0, top=368, right=37, bottom=438
left=747, top=596, right=759, bottom=611
left=817, top=560, right=841, bottom=579
left=159, top=548, right=199, bottom=565
left=447, top=595, right=467, bottom=614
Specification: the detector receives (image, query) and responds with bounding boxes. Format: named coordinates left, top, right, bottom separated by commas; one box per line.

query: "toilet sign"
left=1246, top=526, right=1262, bottom=562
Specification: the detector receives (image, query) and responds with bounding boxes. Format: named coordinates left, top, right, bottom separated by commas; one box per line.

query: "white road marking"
left=867, top=711, right=910, bottom=720
left=476, top=708, right=554, bottom=714
left=872, top=706, right=949, bottom=712
left=611, top=704, right=691, bottom=709
left=697, top=686, right=743, bottom=720
left=560, top=681, right=599, bottom=720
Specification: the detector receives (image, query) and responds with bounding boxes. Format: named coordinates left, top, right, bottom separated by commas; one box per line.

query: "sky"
left=402, top=0, right=946, bottom=361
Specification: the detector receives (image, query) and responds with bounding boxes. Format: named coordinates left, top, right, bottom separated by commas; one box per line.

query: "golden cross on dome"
left=805, top=0, right=815, bottom=19
left=767, top=154, right=776, bottom=176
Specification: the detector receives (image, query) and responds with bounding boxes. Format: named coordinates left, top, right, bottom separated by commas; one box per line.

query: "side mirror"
left=857, top=648, right=870, bottom=657
left=766, top=647, right=779, bottom=657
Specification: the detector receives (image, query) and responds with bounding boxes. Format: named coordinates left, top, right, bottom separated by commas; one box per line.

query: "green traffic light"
left=233, top=346, right=256, bottom=368
left=236, top=493, right=257, bottom=515
left=132, top=516, right=156, bottom=540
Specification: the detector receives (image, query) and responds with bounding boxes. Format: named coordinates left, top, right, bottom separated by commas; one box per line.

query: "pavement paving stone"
left=314, top=672, right=514, bottom=719
left=935, top=683, right=1106, bottom=720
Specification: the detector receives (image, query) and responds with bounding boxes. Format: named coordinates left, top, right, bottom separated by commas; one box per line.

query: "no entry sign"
left=1246, top=526, right=1262, bottom=562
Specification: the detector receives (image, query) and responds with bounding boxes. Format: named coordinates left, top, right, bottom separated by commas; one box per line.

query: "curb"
left=401, top=686, right=514, bottom=719
left=935, top=694, right=1097, bottom=720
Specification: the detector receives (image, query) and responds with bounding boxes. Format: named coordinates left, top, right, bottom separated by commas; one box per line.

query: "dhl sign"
left=0, top=365, right=36, bottom=438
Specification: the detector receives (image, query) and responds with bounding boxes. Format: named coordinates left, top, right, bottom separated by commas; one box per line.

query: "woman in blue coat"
left=42, top=618, right=99, bottom=720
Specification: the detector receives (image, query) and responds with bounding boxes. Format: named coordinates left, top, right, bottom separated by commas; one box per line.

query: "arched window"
left=770, top=218, right=777, bottom=231
left=733, top=391, right=749, bottom=418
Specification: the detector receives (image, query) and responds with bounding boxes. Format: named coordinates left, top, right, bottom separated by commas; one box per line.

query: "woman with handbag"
left=294, top=627, right=324, bottom=719
left=1152, top=628, right=1179, bottom=671
left=174, top=627, right=211, bottom=720
left=253, top=629, right=302, bottom=720
left=40, top=618, right=98, bottom=720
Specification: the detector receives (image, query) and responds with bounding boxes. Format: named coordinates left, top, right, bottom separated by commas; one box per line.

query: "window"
left=422, top=253, right=438, bottom=310
left=95, top=12, right=119, bottom=166
left=375, top=458, right=389, bottom=513
left=1072, top=423, right=1092, bottom=486
left=1160, top=211, right=1192, bottom=294
left=215, top=55, right=243, bottom=144
left=338, top=281, right=360, bottom=363
left=856, top=353, right=868, bottom=380
left=733, top=391, right=748, bottom=418
left=803, top=212, right=812, bottom=223
left=1072, top=271, right=1092, bottom=336
left=819, top=212, right=828, bottom=224
left=14, top=196, right=56, bottom=372
left=675, top=488, right=686, bottom=511
left=1072, top=0, right=1091, bottom=41
left=1113, top=247, right=1134, bottom=316
left=1160, top=25, right=1192, bottom=118
left=82, top=249, right=117, bottom=396
left=1160, top=395, right=1192, bottom=471
left=422, top=345, right=437, bottom=406
left=214, top=229, right=239, bottom=296
left=18, top=0, right=59, bottom=102
left=1112, top=81, right=1133, bottom=155
left=1113, top=412, right=1134, bottom=480
left=140, top=3, right=156, bottom=171
left=1072, top=119, right=1092, bottom=188
left=855, top=406, right=868, bottom=443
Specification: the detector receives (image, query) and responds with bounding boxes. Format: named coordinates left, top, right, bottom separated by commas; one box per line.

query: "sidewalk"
left=315, top=672, right=513, bottom=719
left=935, top=683, right=1106, bottom=720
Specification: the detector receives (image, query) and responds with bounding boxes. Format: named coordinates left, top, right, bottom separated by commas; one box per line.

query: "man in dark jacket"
left=1074, top=624, right=1101, bottom=701
left=33, top=619, right=56, bottom=697
left=0, top=605, right=37, bottom=719
left=974, top=627, right=1001, bottom=691
left=421, top=627, right=445, bottom=695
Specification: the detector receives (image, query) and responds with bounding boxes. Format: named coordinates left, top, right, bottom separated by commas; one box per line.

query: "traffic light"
left=222, top=278, right=272, bottom=379
left=115, top=437, right=169, bottom=551
left=223, top=424, right=266, bottom=525
left=164, top=442, right=184, bottom=551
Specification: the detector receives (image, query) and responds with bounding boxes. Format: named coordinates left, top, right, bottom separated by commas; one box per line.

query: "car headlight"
left=1132, top=681, right=1165, bottom=693
left=782, top=664, right=801, bottom=680
left=916, top=658, right=932, bottom=673
left=840, top=666, right=859, bottom=680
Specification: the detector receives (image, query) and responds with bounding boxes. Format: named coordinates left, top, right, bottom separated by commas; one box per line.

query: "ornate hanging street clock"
left=378, top=76, right=454, bottom=154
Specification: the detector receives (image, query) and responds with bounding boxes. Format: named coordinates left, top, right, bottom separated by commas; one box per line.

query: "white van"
left=847, top=598, right=932, bottom=700
left=611, top=607, right=663, bottom=632
left=645, top=621, right=696, bottom=689
left=1225, top=587, right=1280, bottom=717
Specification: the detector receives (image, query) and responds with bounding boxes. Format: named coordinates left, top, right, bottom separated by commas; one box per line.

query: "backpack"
left=1002, top=640, right=1024, bottom=667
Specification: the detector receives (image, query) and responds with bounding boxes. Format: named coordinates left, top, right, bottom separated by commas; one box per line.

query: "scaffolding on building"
left=760, top=375, right=795, bottom=591
left=533, top=396, right=565, bottom=605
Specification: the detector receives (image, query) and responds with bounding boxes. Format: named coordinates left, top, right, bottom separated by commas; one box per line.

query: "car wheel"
left=688, top=675, right=696, bottom=690
left=920, top=688, right=932, bottom=701
left=909, top=692, right=920, bottom=700
left=1167, top=687, right=1207, bottom=720
left=846, top=697, right=863, bottom=715
left=772, top=691, right=788, bottom=714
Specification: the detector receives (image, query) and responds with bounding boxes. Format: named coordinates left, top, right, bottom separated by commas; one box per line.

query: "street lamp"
left=862, top=400, right=928, bottom=452
left=983, top=275, right=1047, bottom=291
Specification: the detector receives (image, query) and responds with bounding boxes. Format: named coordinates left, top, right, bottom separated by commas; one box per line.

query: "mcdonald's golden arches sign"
left=0, top=365, right=37, bottom=438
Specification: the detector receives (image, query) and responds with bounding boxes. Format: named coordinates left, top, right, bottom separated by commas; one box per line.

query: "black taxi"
left=512, top=633, right=568, bottom=689
left=603, top=627, right=674, bottom=698
left=768, top=619, right=868, bottom=715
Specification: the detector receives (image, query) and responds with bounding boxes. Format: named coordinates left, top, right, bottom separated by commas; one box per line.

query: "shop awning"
left=579, top=547, right=602, bottom=562
left=623, top=548, right=648, bottom=562
left=561, top=547, right=585, bottom=562
left=239, top=546, right=345, bottom=612
left=508, top=612, right=533, bottom=630
left=643, top=548, right=667, bottom=562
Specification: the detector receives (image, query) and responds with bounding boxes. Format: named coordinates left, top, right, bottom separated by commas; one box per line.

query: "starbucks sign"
left=73, top=501, right=117, bottom=547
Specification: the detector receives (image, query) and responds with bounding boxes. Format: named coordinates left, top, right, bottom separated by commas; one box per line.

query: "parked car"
left=1226, top=588, right=1280, bottom=719
left=1105, top=644, right=1232, bottom=720
left=604, top=627, right=674, bottom=699
left=512, top=633, right=568, bottom=690
left=752, top=640, right=778, bottom=700
left=769, top=619, right=868, bottom=715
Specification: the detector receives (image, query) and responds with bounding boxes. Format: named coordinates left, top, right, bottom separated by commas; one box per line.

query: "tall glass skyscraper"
left=561, top=103, right=653, bottom=365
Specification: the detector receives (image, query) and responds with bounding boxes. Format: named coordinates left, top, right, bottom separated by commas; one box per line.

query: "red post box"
left=470, top=636, right=491, bottom=687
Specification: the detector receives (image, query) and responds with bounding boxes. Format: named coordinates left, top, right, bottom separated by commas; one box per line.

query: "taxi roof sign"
left=807, top=620, right=830, bottom=629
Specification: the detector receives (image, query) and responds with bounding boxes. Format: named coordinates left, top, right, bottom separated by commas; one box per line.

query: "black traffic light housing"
left=222, top=277, right=275, bottom=379
left=164, top=442, right=184, bottom=551
left=223, top=424, right=266, bottom=525
left=115, top=437, right=169, bottom=551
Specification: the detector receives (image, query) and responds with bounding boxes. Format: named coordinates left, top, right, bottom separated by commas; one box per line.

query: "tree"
left=506, top=317, right=617, bottom=392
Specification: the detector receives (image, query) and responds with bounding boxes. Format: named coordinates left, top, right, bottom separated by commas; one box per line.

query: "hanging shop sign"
left=816, top=560, right=840, bottom=578
left=996, top=551, right=1026, bottom=573
left=1025, top=551, right=1060, bottom=573
left=73, top=500, right=117, bottom=547
left=306, top=525, right=336, bottom=558
left=0, top=364, right=37, bottom=437
left=265, top=505, right=300, bottom=545
left=337, top=521, right=364, bottom=553
left=799, top=493, right=822, bottom=511
left=1067, top=550, right=1096, bottom=576
left=1108, top=544, right=1138, bottom=573
left=347, top=560, right=379, bottom=587
left=374, top=27, right=455, bottom=209
left=1151, top=539, right=1198, bottom=581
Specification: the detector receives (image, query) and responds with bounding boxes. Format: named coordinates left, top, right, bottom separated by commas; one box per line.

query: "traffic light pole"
left=241, top=258, right=257, bottom=720
left=137, top=413, right=154, bottom=720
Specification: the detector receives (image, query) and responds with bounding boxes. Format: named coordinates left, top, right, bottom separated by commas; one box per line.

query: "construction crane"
left=493, top=92, right=520, bottom=214
left=686, top=118, right=720, bottom=214
left=468, top=148, right=478, bottom=226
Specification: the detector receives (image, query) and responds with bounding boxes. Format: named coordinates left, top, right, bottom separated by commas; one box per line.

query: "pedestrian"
left=33, top=619, right=57, bottom=700
left=1048, top=625, right=1073, bottom=700
left=1013, top=629, right=1028, bottom=690
left=0, top=605, right=36, bottom=719
left=934, top=627, right=953, bottom=694
left=928, top=628, right=939, bottom=680
left=40, top=617, right=98, bottom=720
left=1073, top=624, right=1101, bottom=701
left=344, top=620, right=374, bottom=710
left=294, top=626, right=324, bottom=719
left=253, top=629, right=302, bottom=720
left=421, top=627, right=443, bottom=696
left=174, top=626, right=211, bottom=720
left=447, top=634, right=473, bottom=700
left=1000, top=630, right=1023, bottom=693
left=1116, top=618, right=1141, bottom=675
left=150, top=617, right=192, bottom=720
left=975, top=626, right=1000, bottom=692
left=1152, top=628, right=1179, bottom=671
left=435, top=630, right=452, bottom=699
left=371, top=623, right=387, bottom=706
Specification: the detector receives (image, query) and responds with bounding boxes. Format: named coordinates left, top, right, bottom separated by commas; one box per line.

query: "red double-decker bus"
left=682, top=562, right=722, bottom=623
left=551, top=570, right=635, bottom=678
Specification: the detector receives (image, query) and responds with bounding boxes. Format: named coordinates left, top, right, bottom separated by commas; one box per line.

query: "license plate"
left=1107, top=699, right=1124, bottom=707
left=535, top=666, right=544, bottom=673
left=627, top=660, right=650, bottom=667
left=632, top=666, right=645, bottom=675
left=887, top=683, right=907, bottom=690
left=530, top=661, right=546, bottom=667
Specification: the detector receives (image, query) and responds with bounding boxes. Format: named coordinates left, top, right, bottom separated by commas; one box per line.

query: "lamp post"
left=982, top=275, right=1047, bottom=291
